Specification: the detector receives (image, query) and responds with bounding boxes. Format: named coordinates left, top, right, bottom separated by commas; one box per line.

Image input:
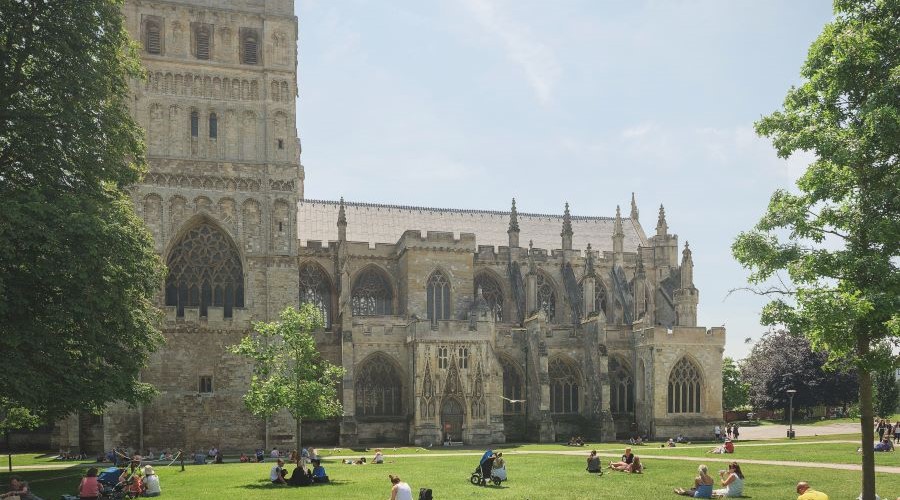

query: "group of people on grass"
left=673, top=462, right=743, bottom=498
left=269, top=457, right=329, bottom=487
left=876, top=419, right=900, bottom=444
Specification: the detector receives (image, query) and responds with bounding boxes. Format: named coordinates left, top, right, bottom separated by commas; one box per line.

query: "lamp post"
left=786, top=389, right=797, bottom=439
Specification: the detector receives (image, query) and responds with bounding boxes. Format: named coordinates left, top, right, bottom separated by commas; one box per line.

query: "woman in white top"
left=714, top=462, right=744, bottom=497
left=143, top=465, right=162, bottom=497
left=389, top=474, right=413, bottom=500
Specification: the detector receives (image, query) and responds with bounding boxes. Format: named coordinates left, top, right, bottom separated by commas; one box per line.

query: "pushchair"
left=97, top=467, right=140, bottom=500
left=469, top=450, right=502, bottom=486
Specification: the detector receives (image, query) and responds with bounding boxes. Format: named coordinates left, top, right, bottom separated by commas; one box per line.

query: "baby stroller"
left=97, top=467, right=126, bottom=500
left=470, top=450, right=502, bottom=486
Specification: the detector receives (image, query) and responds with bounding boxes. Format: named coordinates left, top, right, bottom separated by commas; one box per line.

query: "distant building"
left=52, top=0, right=725, bottom=452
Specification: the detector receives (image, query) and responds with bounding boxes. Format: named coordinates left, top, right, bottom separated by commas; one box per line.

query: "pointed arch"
left=351, top=265, right=393, bottom=316
left=536, top=271, right=557, bottom=323
left=596, top=281, right=609, bottom=321
left=499, top=354, right=524, bottom=415
left=474, top=270, right=504, bottom=322
left=549, top=356, right=581, bottom=414
left=609, top=355, right=634, bottom=414
left=165, top=218, right=244, bottom=318
left=667, top=356, right=704, bottom=414
left=426, top=269, right=451, bottom=321
left=355, top=352, right=403, bottom=416
left=298, top=261, right=333, bottom=329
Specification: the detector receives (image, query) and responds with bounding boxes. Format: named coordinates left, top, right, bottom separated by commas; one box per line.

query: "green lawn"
left=0, top=453, right=95, bottom=467
left=3, top=453, right=898, bottom=500
left=635, top=441, right=900, bottom=466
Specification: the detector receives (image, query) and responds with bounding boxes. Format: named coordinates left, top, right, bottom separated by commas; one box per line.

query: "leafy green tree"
left=229, top=305, right=344, bottom=452
left=0, top=1, right=164, bottom=420
left=732, top=2, right=900, bottom=496
left=873, top=368, right=899, bottom=418
left=740, top=330, right=857, bottom=413
left=0, top=402, right=41, bottom=472
left=722, top=357, right=750, bottom=411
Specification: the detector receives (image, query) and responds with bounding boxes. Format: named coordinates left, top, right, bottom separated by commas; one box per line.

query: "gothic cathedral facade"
left=53, top=0, right=725, bottom=452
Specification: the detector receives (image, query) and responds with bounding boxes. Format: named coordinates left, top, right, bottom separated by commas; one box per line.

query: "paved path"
left=736, top=422, right=859, bottom=440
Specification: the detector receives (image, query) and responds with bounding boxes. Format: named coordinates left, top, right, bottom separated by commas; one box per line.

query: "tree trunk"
left=295, top=416, right=302, bottom=456
left=858, top=337, right=876, bottom=500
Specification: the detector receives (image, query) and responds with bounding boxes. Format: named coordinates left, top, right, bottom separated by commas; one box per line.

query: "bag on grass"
left=418, top=487, right=433, bottom=500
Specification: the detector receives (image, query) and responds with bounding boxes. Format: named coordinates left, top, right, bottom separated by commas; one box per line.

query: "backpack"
left=418, top=487, right=433, bottom=500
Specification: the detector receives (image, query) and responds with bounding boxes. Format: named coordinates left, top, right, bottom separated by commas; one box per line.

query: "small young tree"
left=229, top=305, right=344, bottom=452
left=873, top=369, right=899, bottom=419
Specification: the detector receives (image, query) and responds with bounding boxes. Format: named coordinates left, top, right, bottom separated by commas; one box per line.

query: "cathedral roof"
left=298, top=199, right=648, bottom=252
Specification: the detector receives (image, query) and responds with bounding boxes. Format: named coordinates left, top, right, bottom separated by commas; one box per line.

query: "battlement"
left=398, top=230, right=477, bottom=253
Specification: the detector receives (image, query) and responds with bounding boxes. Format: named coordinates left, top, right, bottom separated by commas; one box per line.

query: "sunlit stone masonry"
left=52, top=0, right=724, bottom=453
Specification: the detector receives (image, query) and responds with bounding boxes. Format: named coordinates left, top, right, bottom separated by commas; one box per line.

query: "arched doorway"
left=441, top=397, right=465, bottom=442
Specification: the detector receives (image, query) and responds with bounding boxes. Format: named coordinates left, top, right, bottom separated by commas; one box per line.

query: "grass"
left=2, top=451, right=898, bottom=500
left=0, top=453, right=94, bottom=467
left=635, top=441, right=900, bottom=466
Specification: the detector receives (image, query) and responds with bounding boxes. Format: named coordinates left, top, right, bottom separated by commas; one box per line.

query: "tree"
left=0, top=1, right=164, bottom=420
left=873, top=368, right=899, bottom=418
left=732, top=2, right=900, bottom=496
left=0, top=402, right=41, bottom=472
left=722, top=357, right=750, bottom=411
left=741, top=330, right=857, bottom=414
left=229, top=305, right=344, bottom=452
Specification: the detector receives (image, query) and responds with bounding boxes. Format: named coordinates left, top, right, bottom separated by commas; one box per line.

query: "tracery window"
left=427, top=271, right=451, bottom=322
left=190, top=111, right=199, bottom=137
left=609, top=356, right=634, bottom=414
left=351, top=268, right=392, bottom=316
left=501, top=357, right=524, bottom=415
left=596, top=283, right=608, bottom=317
left=299, top=264, right=332, bottom=329
left=164, top=222, right=244, bottom=318
left=474, top=274, right=503, bottom=322
left=457, top=346, right=469, bottom=369
left=549, top=358, right=580, bottom=414
left=355, top=353, right=402, bottom=416
left=536, top=272, right=557, bottom=322
left=437, top=346, right=449, bottom=369
left=668, top=357, right=702, bottom=414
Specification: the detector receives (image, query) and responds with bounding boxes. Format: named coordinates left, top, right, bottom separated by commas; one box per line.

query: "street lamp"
left=786, top=389, right=797, bottom=439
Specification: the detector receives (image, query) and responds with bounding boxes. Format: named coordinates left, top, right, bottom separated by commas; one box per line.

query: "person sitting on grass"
left=609, top=448, right=635, bottom=471
left=795, top=481, right=828, bottom=500
left=143, top=466, right=161, bottom=497
left=707, top=438, right=734, bottom=454
left=674, top=464, right=714, bottom=498
left=239, top=453, right=249, bottom=463
left=119, top=459, right=145, bottom=497
left=373, top=449, right=384, bottom=464
left=270, top=459, right=287, bottom=485
left=255, top=448, right=265, bottom=463
left=713, top=462, right=744, bottom=497
left=311, top=459, right=329, bottom=483
left=388, top=475, right=413, bottom=500
left=1, top=477, right=42, bottom=500
left=586, top=450, right=601, bottom=473
left=78, top=467, right=103, bottom=500
left=874, top=438, right=895, bottom=452
left=289, top=461, right=312, bottom=487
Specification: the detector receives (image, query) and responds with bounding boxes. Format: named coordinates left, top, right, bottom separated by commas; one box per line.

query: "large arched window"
left=609, top=356, right=634, bottom=414
left=475, top=273, right=504, bottom=322
left=165, top=222, right=243, bottom=318
left=351, top=268, right=393, bottom=316
left=500, top=356, right=524, bottom=414
left=549, top=358, right=580, bottom=414
left=299, top=263, right=332, bottom=329
left=426, top=271, right=451, bottom=321
left=355, top=353, right=402, bottom=416
left=668, top=357, right=702, bottom=414
left=536, top=272, right=557, bottom=322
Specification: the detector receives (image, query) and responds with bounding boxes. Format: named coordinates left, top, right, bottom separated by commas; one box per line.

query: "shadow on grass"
left=239, top=479, right=352, bottom=490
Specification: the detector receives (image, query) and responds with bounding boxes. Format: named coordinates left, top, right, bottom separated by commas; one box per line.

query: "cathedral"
left=52, top=0, right=725, bottom=452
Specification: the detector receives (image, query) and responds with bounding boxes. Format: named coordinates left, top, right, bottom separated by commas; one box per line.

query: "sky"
left=293, top=0, right=836, bottom=360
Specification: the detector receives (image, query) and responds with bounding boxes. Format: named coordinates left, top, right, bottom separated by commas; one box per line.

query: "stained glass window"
left=427, top=271, right=450, bottom=321
left=474, top=274, right=503, bottom=322
left=609, top=356, right=634, bottom=414
left=165, top=222, right=243, bottom=318
left=299, top=263, right=332, bottom=329
left=356, top=353, right=402, bottom=416
left=351, top=268, right=392, bottom=316
left=549, top=357, right=580, bottom=414
left=668, top=357, right=702, bottom=414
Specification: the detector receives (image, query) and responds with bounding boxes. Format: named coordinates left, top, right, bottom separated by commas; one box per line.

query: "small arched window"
left=190, top=111, right=199, bottom=137
left=351, top=268, right=393, bottom=316
left=208, top=113, right=217, bottom=139
left=501, top=357, right=524, bottom=415
left=609, top=356, right=634, bottom=414
left=536, top=273, right=556, bottom=322
left=474, top=274, right=503, bottom=322
left=426, top=271, right=451, bottom=322
left=355, top=353, right=402, bottom=416
left=299, top=264, right=332, bottom=329
left=596, top=283, right=608, bottom=318
left=241, top=28, right=259, bottom=65
left=668, top=357, right=703, bottom=414
left=165, top=222, right=243, bottom=318
left=145, top=20, right=161, bottom=54
left=549, top=358, right=580, bottom=414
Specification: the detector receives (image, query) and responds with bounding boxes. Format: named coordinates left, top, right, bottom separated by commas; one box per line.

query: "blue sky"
left=294, top=0, right=835, bottom=359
